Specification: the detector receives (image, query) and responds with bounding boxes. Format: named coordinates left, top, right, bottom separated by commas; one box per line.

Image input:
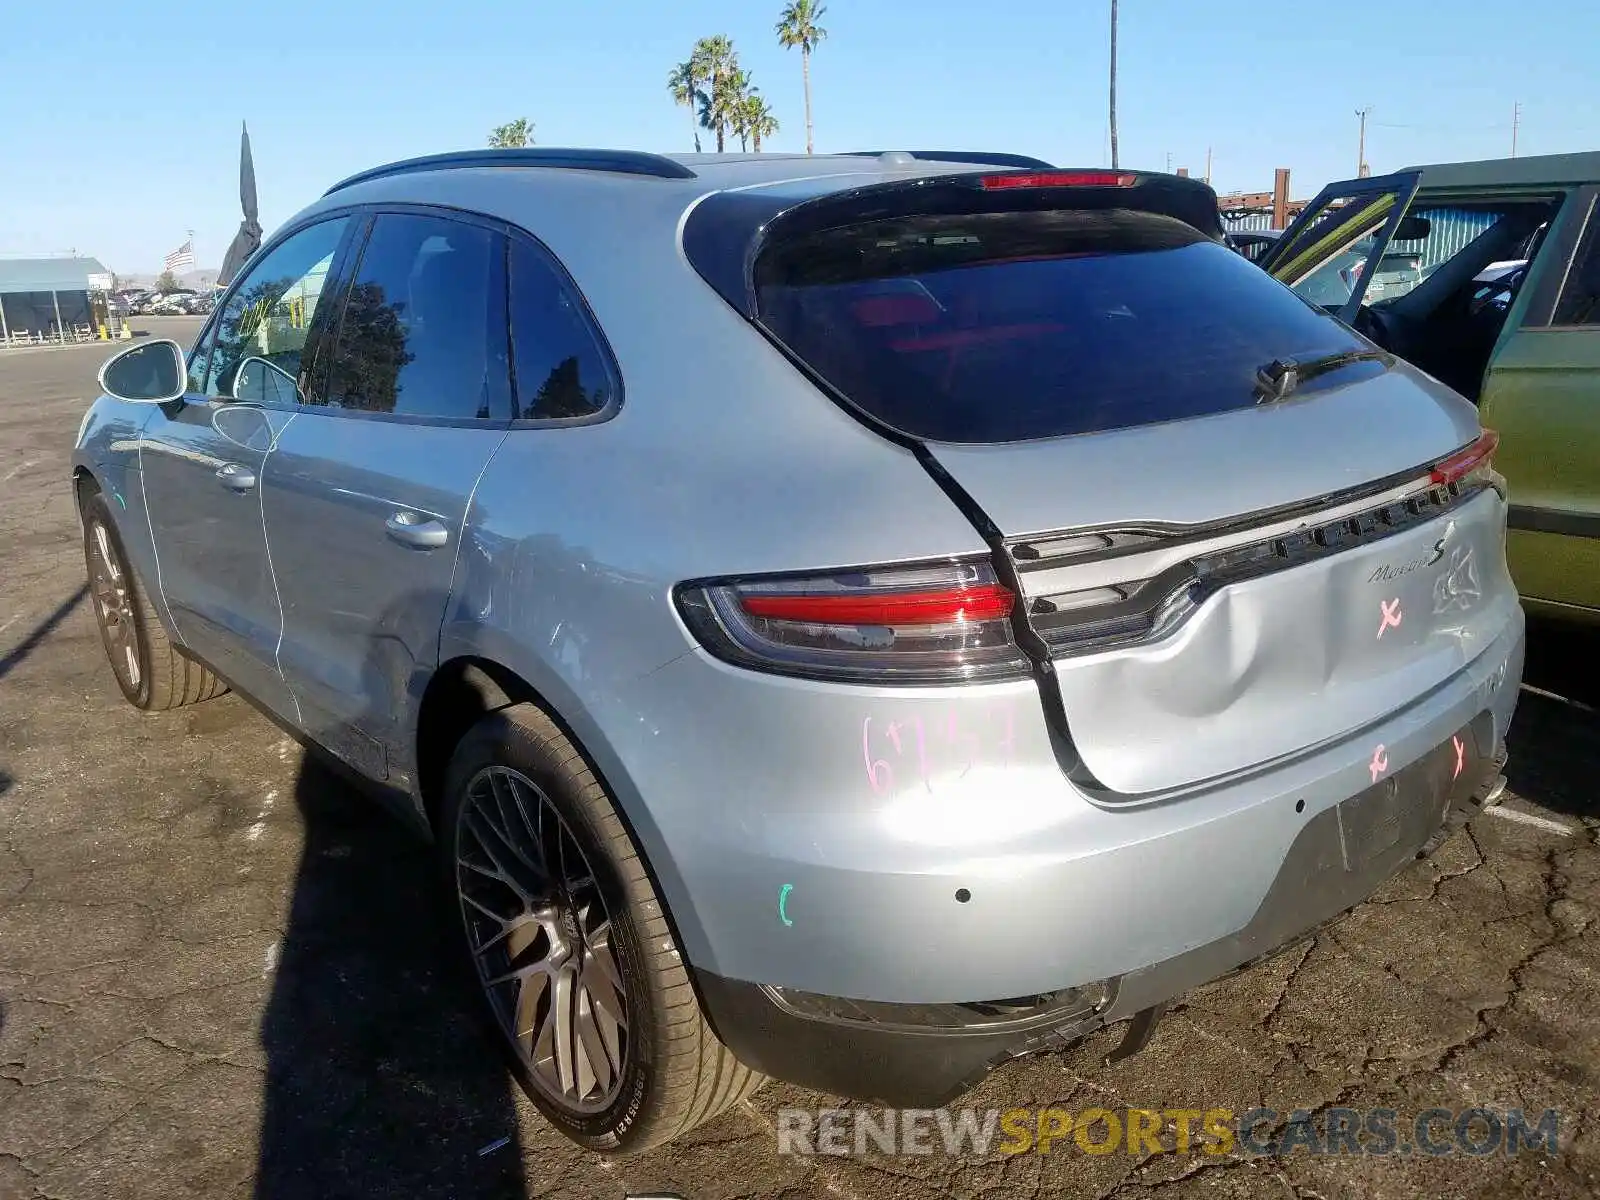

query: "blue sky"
left=1, top=0, right=1594, bottom=274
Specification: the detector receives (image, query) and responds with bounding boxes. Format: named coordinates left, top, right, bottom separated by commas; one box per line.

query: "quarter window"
left=206, top=217, right=348, bottom=404
left=1553, top=201, right=1600, bottom=326
left=321, top=214, right=512, bottom=421
left=186, top=324, right=215, bottom=394
left=509, top=240, right=615, bottom=420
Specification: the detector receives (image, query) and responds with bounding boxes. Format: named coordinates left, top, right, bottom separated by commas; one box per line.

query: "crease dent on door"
left=258, top=410, right=300, bottom=724
left=135, top=419, right=184, bottom=646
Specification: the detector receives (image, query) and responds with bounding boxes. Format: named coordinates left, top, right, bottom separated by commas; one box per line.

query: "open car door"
left=1258, top=170, right=1422, bottom=325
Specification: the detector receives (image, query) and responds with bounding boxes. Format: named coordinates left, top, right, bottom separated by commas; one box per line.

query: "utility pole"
left=1355, top=107, right=1372, bottom=176
left=1165, top=150, right=1172, bottom=173
left=1108, top=0, right=1119, bottom=169
left=1204, top=146, right=1213, bottom=184
left=1511, top=101, right=1521, bottom=157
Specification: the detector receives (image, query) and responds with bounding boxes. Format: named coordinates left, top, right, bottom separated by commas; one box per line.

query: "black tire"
left=441, top=702, right=764, bottom=1153
left=80, top=488, right=227, bottom=711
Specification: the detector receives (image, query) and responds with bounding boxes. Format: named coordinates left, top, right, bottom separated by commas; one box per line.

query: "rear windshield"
left=754, top=210, right=1371, bottom=443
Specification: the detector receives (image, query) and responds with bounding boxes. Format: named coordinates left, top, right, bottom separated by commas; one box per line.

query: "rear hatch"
left=727, top=169, right=1516, bottom=795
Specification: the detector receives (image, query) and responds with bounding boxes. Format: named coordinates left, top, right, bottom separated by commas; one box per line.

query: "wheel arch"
left=73, top=465, right=101, bottom=515
left=414, top=650, right=707, bottom=976
left=414, top=654, right=526, bottom=830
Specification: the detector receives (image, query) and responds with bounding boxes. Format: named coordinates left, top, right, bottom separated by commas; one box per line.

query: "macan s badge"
left=1367, top=528, right=1451, bottom=585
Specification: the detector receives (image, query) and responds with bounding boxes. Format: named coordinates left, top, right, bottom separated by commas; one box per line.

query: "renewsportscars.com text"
left=776, top=1106, right=1561, bottom=1159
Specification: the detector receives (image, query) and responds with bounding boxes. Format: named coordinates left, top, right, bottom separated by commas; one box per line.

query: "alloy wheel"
left=455, top=765, right=630, bottom=1113
left=88, top=521, right=141, bottom=692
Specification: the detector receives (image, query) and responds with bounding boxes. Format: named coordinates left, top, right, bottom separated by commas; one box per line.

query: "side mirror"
left=98, top=339, right=187, bottom=404
left=1393, top=214, right=1432, bottom=241
left=232, top=356, right=303, bottom=405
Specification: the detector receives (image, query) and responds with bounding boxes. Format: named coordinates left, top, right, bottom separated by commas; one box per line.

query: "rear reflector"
left=979, top=171, right=1137, bottom=190
left=1430, top=430, right=1500, bottom=486
left=676, top=561, right=1031, bottom=684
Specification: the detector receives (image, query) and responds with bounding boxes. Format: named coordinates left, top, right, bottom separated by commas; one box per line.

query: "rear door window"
left=321, top=213, right=512, bottom=421
left=1553, top=200, right=1600, bottom=325
left=755, top=210, right=1371, bottom=443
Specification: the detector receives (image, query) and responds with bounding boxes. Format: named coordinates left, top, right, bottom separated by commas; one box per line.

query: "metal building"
left=0, top=257, right=111, bottom=344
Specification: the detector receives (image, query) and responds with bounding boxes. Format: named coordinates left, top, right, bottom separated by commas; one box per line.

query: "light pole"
left=1109, top=0, right=1119, bottom=169
left=1355, top=107, right=1372, bottom=176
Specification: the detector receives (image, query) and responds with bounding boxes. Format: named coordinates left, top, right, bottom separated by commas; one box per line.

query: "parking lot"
left=0, top=321, right=1596, bottom=1199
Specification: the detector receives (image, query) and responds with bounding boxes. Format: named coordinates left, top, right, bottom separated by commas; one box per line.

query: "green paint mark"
left=778, top=883, right=794, bottom=927
left=114, top=491, right=126, bottom=509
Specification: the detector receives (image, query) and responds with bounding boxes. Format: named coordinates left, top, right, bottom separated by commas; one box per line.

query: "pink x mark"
left=1369, top=743, right=1389, bottom=783
left=1452, top=735, right=1466, bottom=781
left=1377, top=597, right=1403, bottom=639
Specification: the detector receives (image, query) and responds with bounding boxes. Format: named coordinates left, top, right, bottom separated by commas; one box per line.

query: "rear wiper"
left=1253, top=349, right=1390, bottom=403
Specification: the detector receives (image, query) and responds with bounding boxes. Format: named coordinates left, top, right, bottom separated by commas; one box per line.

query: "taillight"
left=675, top=560, right=1031, bottom=684
left=979, top=171, right=1137, bottom=190
left=1430, top=430, right=1500, bottom=487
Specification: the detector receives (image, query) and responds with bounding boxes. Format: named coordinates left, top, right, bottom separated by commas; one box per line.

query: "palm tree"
left=1108, top=0, right=1119, bottom=168
left=488, top=117, right=534, bottom=148
left=731, top=92, right=752, bottom=153
left=776, top=0, right=827, bottom=154
left=742, top=94, right=779, bottom=152
left=724, top=68, right=756, bottom=151
left=667, top=60, right=703, bottom=152
left=692, top=36, right=740, bottom=152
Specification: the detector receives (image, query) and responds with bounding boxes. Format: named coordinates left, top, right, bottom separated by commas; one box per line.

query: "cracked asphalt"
left=1, top=322, right=1597, bottom=1199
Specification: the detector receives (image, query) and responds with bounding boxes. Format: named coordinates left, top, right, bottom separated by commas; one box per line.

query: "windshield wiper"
left=1254, top=349, right=1390, bottom=403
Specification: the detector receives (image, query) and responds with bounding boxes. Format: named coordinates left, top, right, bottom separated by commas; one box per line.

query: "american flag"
left=164, top=238, right=195, bottom=272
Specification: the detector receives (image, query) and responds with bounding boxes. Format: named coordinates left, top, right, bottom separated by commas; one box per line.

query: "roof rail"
left=324, top=148, right=698, bottom=196
left=841, top=150, right=1056, bottom=171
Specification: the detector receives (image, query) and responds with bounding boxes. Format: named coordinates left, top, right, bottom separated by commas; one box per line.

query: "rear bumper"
left=614, top=603, right=1522, bottom=1003
left=697, top=722, right=1513, bottom=1105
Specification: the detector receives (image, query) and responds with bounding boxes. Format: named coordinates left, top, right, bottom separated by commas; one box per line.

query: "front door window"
left=206, top=218, right=350, bottom=404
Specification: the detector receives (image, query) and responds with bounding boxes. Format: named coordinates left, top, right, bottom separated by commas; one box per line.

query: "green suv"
left=1259, top=152, right=1600, bottom=622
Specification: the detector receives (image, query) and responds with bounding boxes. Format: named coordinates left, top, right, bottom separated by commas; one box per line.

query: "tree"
left=739, top=93, right=779, bottom=152
left=692, top=35, right=740, bottom=152
left=488, top=118, right=534, bottom=148
left=724, top=68, right=756, bottom=151
left=155, top=271, right=179, bottom=294
left=776, top=0, right=827, bottom=154
left=667, top=60, right=703, bottom=152
left=1108, top=0, right=1119, bottom=168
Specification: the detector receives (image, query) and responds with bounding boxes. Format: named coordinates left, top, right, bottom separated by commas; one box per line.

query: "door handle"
left=385, top=511, right=449, bottom=549
left=215, top=462, right=257, bottom=492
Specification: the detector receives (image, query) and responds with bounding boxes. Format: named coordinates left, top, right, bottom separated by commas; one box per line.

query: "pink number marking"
left=946, top=709, right=978, bottom=778
left=862, top=717, right=894, bottom=796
